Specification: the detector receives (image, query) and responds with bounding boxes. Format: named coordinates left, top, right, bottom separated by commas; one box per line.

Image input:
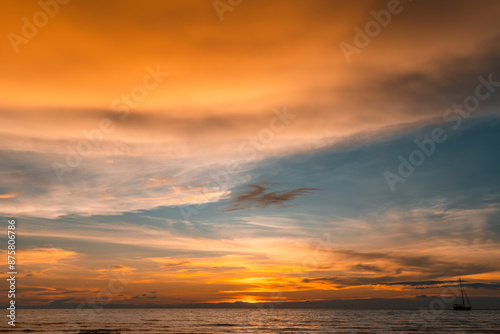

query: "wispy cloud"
left=0, top=191, right=22, bottom=199
left=0, top=247, right=78, bottom=265
left=368, top=280, right=500, bottom=290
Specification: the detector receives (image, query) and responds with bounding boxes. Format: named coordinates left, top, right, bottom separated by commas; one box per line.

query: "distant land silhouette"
left=20, top=297, right=500, bottom=310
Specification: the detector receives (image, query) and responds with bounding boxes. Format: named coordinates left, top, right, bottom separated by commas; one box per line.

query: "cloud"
left=223, top=182, right=320, bottom=212
left=372, top=280, right=448, bottom=287
left=301, top=246, right=499, bottom=289
left=334, top=249, right=497, bottom=279
left=302, top=276, right=500, bottom=291
left=0, top=149, right=234, bottom=218
left=2, top=1, right=500, bottom=306
left=371, top=281, right=500, bottom=290
left=48, top=298, right=74, bottom=307
left=2, top=35, right=500, bottom=219
left=109, top=264, right=124, bottom=269
left=1, top=248, right=78, bottom=265
left=161, top=260, right=191, bottom=268
left=350, top=264, right=384, bottom=273
left=0, top=191, right=22, bottom=199
left=98, top=265, right=136, bottom=278
left=460, top=283, right=500, bottom=290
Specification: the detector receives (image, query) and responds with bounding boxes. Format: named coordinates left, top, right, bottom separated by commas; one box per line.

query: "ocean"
left=1, top=308, right=499, bottom=333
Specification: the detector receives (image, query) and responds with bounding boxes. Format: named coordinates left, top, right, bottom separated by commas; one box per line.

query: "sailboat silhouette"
left=453, top=278, right=472, bottom=310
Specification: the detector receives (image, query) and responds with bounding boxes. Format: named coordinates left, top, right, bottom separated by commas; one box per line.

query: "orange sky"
left=1, top=0, right=500, bottom=307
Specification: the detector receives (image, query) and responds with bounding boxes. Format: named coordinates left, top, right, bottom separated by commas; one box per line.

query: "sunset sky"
left=1, top=0, right=500, bottom=308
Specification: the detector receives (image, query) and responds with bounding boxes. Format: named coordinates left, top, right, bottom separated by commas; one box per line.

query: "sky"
left=1, top=0, right=500, bottom=308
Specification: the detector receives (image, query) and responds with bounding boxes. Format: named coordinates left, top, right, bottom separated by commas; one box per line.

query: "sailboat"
left=453, top=277, right=472, bottom=310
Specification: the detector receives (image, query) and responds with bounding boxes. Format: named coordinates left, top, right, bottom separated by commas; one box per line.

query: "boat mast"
left=459, top=277, right=465, bottom=306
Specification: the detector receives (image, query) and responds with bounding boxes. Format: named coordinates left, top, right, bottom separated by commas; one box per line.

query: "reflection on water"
left=1, top=308, right=499, bottom=333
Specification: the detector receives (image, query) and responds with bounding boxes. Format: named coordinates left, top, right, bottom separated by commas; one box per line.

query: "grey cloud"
left=223, top=182, right=320, bottom=212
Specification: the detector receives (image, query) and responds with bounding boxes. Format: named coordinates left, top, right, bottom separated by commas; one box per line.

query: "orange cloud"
left=5, top=248, right=78, bottom=265
left=0, top=191, right=21, bottom=199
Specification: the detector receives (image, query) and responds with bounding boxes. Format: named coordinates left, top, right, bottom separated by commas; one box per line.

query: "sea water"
left=1, top=308, right=499, bottom=333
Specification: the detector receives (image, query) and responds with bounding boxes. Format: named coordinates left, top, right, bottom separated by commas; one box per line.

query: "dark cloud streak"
left=223, top=182, right=320, bottom=212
